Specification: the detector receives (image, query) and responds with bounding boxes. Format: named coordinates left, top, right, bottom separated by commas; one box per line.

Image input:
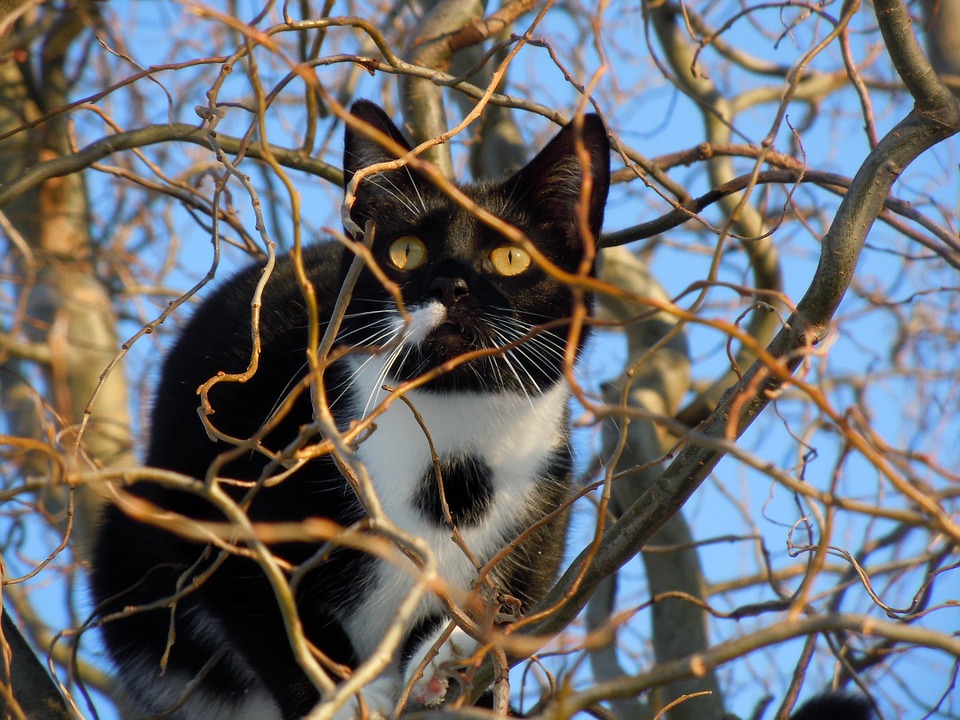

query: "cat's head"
left=339, top=100, right=610, bottom=396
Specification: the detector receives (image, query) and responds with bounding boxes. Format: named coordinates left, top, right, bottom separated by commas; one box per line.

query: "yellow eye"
left=488, top=245, right=532, bottom=277
left=388, top=236, right=427, bottom=270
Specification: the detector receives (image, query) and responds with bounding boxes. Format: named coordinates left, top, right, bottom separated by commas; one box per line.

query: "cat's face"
left=338, top=101, right=610, bottom=395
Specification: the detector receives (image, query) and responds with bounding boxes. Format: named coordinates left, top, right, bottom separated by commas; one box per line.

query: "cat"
left=90, top=100, right=611, bottom=720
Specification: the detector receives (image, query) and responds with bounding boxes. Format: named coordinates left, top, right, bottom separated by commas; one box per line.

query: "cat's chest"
left=340, top=359, right=570, bottom=657
left=346, top=358, right=570, bottom=534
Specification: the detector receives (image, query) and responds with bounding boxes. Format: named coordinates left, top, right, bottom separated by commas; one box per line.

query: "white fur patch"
left=399, top=301, right=447, bottom=344
left=311, top=675, right=400, bottom=720
left=342, top=301, right=570, bottom=662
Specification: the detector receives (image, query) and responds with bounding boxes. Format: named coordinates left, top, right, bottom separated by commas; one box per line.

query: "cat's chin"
left=391, top=346, right=561, bottom=395
left=428, top=320, right=466, bottom=341
left=386, top=316, right=564, bottom=394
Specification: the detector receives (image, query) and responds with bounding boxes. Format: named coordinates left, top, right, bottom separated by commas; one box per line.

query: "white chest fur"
left=341, top=353, right=570, bottom=660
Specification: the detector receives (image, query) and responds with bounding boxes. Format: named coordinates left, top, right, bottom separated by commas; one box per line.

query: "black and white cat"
left=90, top=100, right=611, bottom=719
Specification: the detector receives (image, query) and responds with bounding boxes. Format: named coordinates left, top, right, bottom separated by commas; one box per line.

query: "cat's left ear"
left=343, top=100, right=415, bottom=186
left=343, top=101, right=421, bottom=233
left=511, top=114, right=611, bottom=245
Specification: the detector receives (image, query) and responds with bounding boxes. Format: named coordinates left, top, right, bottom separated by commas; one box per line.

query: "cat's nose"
left=430, top=276, right=469, bottom=306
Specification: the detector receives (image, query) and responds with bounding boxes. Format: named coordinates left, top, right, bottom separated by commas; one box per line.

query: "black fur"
left=415, top=455, right=493, bottom=527
left=790, top=693, right=873, bottom=720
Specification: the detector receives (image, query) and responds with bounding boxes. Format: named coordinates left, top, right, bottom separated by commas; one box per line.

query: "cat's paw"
left=305, top=675, right=399, bottom=720
left=405, top=626, right=478, bottom=707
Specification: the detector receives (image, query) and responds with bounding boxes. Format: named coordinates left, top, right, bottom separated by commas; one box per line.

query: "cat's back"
left=91, top=239, right=351, bottom=608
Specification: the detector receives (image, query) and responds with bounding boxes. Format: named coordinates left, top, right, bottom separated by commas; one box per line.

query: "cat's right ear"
left=508, top=114, right=611, bottom=248
left=343, top=100, right=414, bottom=187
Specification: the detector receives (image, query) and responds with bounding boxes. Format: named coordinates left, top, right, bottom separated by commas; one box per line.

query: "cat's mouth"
left=425, top=317, right=475, bottom=351
left=433, top=319, right=463, bottom=337
left=404, top=302, right=472, bottom=347
left=392, top=302, right=519, bottom=390
left=415, top=308, right=491, bottom=363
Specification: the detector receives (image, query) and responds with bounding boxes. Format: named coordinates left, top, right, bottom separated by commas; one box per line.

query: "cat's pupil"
left=389, top=236, right=426, bottom=270
left=489, top=244, right=531, bottom=276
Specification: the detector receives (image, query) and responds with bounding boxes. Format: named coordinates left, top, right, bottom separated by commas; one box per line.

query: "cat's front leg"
left=404, top=625, right=479, bottom=707
left=305, top=675, right=400, bottom=720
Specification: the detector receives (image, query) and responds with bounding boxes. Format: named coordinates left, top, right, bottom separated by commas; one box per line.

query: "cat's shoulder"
left=215, top=240, right=346, bottom=307
left=152, top=240, right=346, bottom=385
left=174, top=241, right=346, bottom=336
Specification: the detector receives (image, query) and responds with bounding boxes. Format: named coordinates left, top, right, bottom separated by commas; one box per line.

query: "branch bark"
left=0, top=608, right=71, bottom=720
left=400, top=0, right=485, bottom=175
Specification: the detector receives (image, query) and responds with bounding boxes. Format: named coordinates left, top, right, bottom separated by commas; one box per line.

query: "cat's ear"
left=511, top=114, right=611, bottom=245
left=343, top=100, right=414, bottom=187
left=343, top=101, right=421, bottom=232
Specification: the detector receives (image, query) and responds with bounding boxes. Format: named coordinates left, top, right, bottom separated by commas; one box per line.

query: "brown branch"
left=0, top=122, right=342, bottom=208
left=400, top=0, right=485, bottom=175
left=601, top=167, right=960, bottom=270
left=0, top=608, right=71, bottom=720
left=565, top=612, right=960, bottom=716
left=446, top=0, right=537, bottom=54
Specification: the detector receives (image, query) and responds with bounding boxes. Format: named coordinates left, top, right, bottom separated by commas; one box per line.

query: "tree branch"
left=0, top=122, right=342, bottom=208
left=469, top=0, right=960, bottom=700
left=0, top=607, right=71, bottom=720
